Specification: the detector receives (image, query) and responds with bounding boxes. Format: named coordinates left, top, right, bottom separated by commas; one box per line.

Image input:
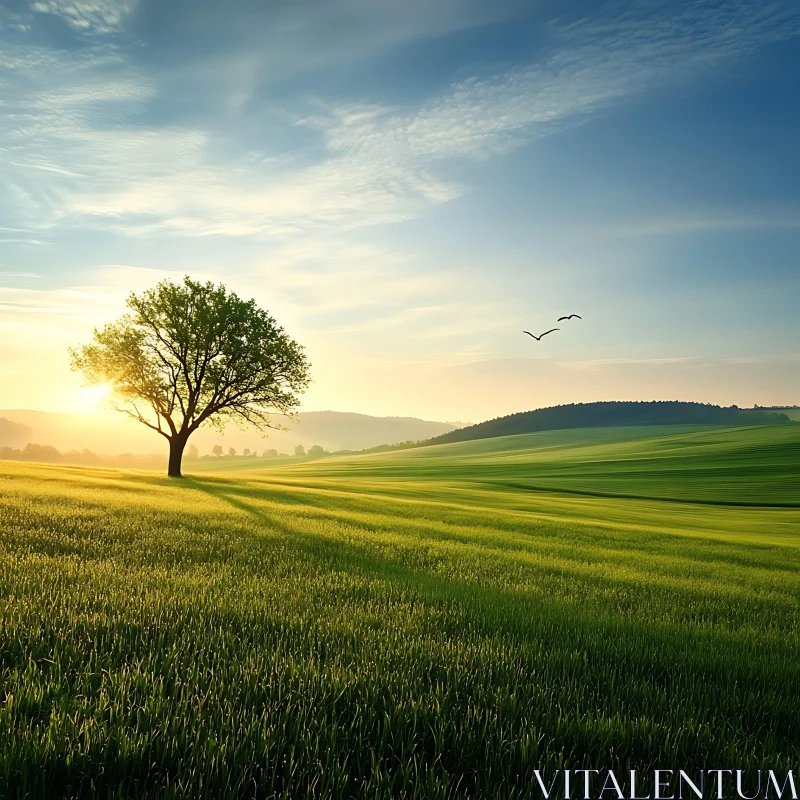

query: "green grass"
left=199, top=423, right=800, bottom=506
left=1, top=424, right=799, bottom=798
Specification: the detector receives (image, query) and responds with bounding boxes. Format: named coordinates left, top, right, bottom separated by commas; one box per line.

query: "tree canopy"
left=70, top=276, right=310, bottom=476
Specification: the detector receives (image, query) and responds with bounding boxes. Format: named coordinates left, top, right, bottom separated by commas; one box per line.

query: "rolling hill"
left=0, top=417, right=32, bottom=447
left=426, top=400, right=790, bottom=445
left=203, top=422, right=800, bottom=506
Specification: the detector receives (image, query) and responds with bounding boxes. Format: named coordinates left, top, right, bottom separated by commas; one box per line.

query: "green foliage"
left=307, top=444, right=327, bottom=458
left=294, top=444, right=306, bottom=457
left=0, top=424, right=799, bottom=796
left=69, top=276, right=310, bottom=476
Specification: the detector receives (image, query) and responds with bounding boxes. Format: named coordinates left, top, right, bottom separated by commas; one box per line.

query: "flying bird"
left=557, top=314, right=582, bottom=321
left=523, top=328, right=559, bottom=341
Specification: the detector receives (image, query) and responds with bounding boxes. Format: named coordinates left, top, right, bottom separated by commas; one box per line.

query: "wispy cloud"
left=2, top=1, right=798, bottom=239
left=0, top=237, right=46, bottom=246
left=294, top=0, right=800, bottom=222
left=595, top=209, right=800, bottom=238
left=28, top=0, right=138, bottom=34
left=562, top=357, right=700, bottom=368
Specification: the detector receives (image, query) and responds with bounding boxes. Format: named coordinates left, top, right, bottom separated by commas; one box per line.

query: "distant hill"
left=425, top=401, right=791, bottom=446
left=0, top=417, right=33, bottom=448
left=0, top=409, right=458, bottom=456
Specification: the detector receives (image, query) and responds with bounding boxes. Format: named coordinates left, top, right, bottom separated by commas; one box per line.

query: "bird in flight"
left=523, top=328, right=559, bottom=341
left=557, top=314, right=582, bottom=321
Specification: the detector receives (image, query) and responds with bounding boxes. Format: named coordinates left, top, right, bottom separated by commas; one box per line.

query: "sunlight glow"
left=65, top=384, right=113, bottom=415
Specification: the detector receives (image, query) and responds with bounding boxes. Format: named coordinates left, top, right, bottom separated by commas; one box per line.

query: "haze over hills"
left=425, top=401, right=792, bottom=446
left=0, top=410, right=462, bottom=456
left=1, top=402, right=795, bottom=460
left=0, top=418, right=33, bottom=448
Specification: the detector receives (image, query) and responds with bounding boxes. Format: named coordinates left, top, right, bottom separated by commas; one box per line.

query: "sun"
left=76, top=383, right=113, bottom=414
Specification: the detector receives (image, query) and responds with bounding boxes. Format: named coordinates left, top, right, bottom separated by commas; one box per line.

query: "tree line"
left=0, top=442, right=331, bottom=468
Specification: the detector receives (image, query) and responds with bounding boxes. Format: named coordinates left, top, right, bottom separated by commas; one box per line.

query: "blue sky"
left=1, top=0, right=798, bottom=421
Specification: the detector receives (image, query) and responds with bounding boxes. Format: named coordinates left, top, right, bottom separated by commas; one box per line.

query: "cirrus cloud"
left=2, top=0, right=798, bottom=240
left=28, top=0, right=137, bottom=34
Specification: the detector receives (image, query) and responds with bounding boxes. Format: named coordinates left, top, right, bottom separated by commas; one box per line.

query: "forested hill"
left=425, top=401, right=791, bottom=445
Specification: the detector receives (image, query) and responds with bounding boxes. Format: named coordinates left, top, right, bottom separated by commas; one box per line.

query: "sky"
left=1, top=0, right=799, bottom=424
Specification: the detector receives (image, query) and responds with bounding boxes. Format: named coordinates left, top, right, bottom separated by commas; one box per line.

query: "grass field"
left=1, top=424, right=799, bottom=797
left=196, top=423, right=800, bottom=506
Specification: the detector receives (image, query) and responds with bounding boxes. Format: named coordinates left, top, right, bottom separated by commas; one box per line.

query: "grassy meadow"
left=1, top=424, right=799, bottom=797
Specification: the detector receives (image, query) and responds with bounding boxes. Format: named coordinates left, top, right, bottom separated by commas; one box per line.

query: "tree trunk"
left=168, top=435, right=188, bottom=478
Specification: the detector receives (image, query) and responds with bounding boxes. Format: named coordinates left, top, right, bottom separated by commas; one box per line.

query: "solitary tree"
left=212, top=445, right=223, bottom=457
left=70, top=277, right=310, bottom=477
left=294, top=444, right=306, bottom=457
